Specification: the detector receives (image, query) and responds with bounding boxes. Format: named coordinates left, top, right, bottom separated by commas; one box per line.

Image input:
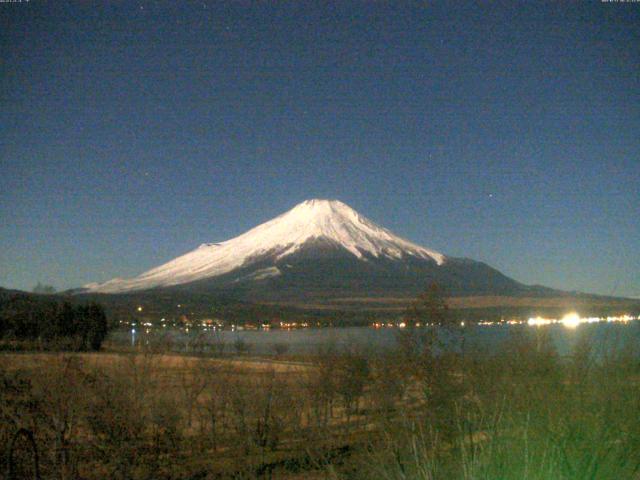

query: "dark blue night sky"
left=1, top=1, right=639, bottom=297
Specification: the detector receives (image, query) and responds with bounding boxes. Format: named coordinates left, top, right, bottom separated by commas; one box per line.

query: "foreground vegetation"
left=0, top=293, right=109, bottom=351
left=2, top=323, right=640, bottom=479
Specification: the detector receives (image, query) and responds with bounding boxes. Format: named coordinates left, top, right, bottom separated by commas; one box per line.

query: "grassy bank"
left=2, top=326, right=640, bottom=479
left=348, top=328, right=640, bottom=479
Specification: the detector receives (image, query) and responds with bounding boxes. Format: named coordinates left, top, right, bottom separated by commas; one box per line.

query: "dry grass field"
left=1, top=351, right=311, bottom=374
left=1, top=349, right=371, bottom=479
left=3, top=327, right=640, bottom=479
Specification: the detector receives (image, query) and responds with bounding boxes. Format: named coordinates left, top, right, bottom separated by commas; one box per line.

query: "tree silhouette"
left=0, top=297, right=109, bottom=350
left=404, top=283, right=450, bottom=327
left=85, top=303, right=108, bottom=351
left=32, top=283, right=56, bottom=294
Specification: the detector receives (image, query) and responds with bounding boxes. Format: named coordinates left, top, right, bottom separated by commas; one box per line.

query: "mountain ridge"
left=84, top=199, right=447, bottom=294
left=79, top=199, right=581, bottom=303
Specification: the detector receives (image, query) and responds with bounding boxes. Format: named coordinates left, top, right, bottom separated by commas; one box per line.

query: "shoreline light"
left=527, top=316, right=554, bottom=326
left=560, top=312, right=581, bottom=329
left=526, top=313, right=637, bottom=329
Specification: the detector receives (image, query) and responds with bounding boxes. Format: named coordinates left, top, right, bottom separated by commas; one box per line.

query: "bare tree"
left=32, top=283, right=56, bottom=294
left=34, top=355, right=89, bottom=480
left=200, top=363, right=230, bottom=450
left=233, top=337, right=252, bottom=356
left=179, top=358, right=209, bottom=429
left=334, top=349, right=370, bottom=423
left=272, top=342, right=290, bottom=357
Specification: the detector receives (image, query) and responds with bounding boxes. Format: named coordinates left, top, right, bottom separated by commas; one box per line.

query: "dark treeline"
left=0, top=293, right=109, bottom=351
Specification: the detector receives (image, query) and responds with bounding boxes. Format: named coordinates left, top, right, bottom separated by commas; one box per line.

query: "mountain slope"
left=83, top=198, right=543, bottom=300
left=85, top=199, right=447, bottom=294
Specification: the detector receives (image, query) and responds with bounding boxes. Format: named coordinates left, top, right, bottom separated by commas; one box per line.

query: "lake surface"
left=109, top=321, right=640, bottom=357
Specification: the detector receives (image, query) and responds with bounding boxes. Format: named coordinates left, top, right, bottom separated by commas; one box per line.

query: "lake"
left=109, top=319, right=640, bottom=357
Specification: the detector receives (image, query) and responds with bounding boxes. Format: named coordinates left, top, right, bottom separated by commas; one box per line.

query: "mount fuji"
left=83, top=199, right=533, bottom=301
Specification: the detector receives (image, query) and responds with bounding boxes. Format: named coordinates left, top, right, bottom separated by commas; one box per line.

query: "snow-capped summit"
left=247, top=199, right=445, bottom=264
left=85, top=199, right=446, bottom=293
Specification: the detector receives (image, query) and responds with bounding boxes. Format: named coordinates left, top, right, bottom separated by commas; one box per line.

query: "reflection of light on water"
left=528, top=316, right=552, bottom=327
left=526, top=313, right=636, bottom=329
left=371, top=315, right=640, bottom=329
left=131, top=328, right=136, bottom=346
left=561, top=312, right=581, bottom=329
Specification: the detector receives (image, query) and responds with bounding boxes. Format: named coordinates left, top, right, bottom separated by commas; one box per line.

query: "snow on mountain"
left=85, top=199, right=446, bottom=293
